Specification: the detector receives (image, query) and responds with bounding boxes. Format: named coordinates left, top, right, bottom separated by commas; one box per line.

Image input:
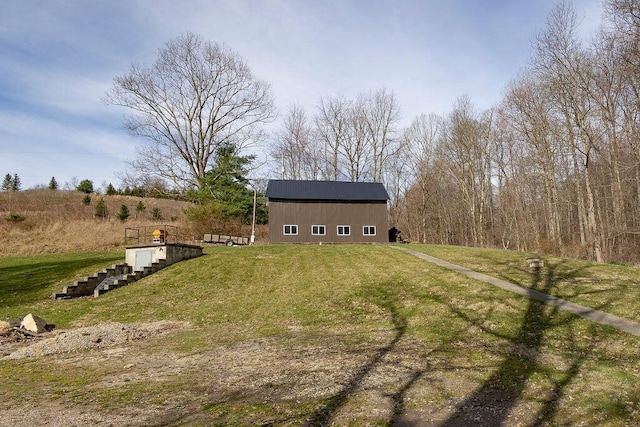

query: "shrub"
left=77, top=179, right=94, bottom=194
left=5, top=213, right=25, bottom=222
left=82, top=195, right=92, bottom=205
left=151, top=207, right=162, bottom=220
left=95, top=198, right=109, bottom=218
left=116, top=204, right=130, bottom=222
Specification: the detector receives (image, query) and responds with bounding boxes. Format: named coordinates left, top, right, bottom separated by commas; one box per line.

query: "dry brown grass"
left=0, top=190, right=269, bottom=255
left=0, top=190, right=193, bottom=255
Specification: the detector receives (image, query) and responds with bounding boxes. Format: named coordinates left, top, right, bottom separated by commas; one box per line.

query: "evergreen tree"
left=94, top=198, right=109, bottom=218
left=151, top=207, right=162, bottom=220
left=116, top=204, right=130, bottom=222
left=11, top=174, right=20, bottom=191
left=82, top=195, right=92, bottom=205
left=187, top=142, right=267, bottom=224
left=135, top=200, right=146, bottom=219
left=48, top=177, right=58, bottom=190
left=131, top=186, right=145, bottom=197
left=77, top=179, right=94, bottom=194
left=106, top=183, right=117, bottom=195
left=1, top=174, right=12, bottom=192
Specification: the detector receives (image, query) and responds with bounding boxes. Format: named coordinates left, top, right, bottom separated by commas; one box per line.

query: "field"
left=1, top=243, right=640, bottom=426
left=0, top=190, right=193, bottom=255
left=0, top=190, right=266, bottom=255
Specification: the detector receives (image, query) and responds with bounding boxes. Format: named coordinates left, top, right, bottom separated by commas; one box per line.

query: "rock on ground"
left=0, top=321, right=12, bottom=335
left=20, top=314, right=48, bottom=334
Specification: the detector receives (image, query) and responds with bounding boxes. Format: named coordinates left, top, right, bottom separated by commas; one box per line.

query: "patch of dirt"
left=0, top=322, right=542, bottom=426
left=1, top=321, right=189, bottom=360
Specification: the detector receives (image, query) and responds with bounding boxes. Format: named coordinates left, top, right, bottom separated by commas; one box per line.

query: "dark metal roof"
left=266, top=180, right=389, bottom=201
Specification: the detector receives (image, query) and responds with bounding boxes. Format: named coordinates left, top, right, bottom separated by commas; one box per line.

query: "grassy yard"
left=1, top=244, right=640, bottom=425
left=0, top=251, right=123, bottom=323
left=413, top=244, right=640, bottom=323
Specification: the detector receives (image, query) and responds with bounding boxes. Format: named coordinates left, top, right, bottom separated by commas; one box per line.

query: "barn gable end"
left=265, top=180, right=389, bottom=244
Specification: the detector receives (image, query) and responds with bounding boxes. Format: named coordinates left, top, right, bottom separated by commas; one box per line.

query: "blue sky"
left=0, top=0, right=603, bottom=190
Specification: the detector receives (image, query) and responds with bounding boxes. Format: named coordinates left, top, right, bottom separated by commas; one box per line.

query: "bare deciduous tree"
left=392, top=0, right=640, bottom=262
left=315, top=95, right=350, bottom=181
left=401, top=113, right=443, bottom=242
left=364, top=88, right=401, bottom=183
left=105, top=32, right=276, bottom=192
left=271, top=104, right=322, bottom=180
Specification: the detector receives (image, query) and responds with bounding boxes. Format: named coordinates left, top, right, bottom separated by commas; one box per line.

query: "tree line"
left=394, top=0, right=640, bottom=263
left=105, top=1, right=640, bottom=261
left=272, top=1, right=640, bottom=263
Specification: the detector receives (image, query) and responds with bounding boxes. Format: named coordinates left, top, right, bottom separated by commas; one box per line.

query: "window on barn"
left=363, top=226, right=376, bottom=236
left=312, top=225, right=326, bottom=235
left=337, top=225, right=351, bottom=236
left=283, top=225, right=298, bottom=235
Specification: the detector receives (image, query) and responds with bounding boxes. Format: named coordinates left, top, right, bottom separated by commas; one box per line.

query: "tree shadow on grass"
left=304, top=261, right=601, bottom=426
left=440, top=261, right=598, bottom=426
left=304, top=286, right=413, bottom=426
left=0, top=254, right=122, bottom=307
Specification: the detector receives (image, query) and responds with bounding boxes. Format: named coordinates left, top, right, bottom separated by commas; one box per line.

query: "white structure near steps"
left=53, top=243, right=203, bottom=299
left=125, top=243, right=203, bottom=272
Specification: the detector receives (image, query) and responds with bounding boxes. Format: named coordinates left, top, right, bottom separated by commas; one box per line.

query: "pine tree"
left=11, top=174, right=20, bottom=191
left=151, top=207, right=162, bottom=220
left=187, top=142, right=267, bottom=224
left=94, top=198, right=109, bottom=218
left=48, top=177, right=58, bottom=190
left=1, top=174, right=12, bottom=192
left=77, top=179, right=93, bottom=194
left=106, top=183, right=117, bottom=195
left=135, top=200, right=146, bottom=219
left=116, top=204, right=130, bottom=222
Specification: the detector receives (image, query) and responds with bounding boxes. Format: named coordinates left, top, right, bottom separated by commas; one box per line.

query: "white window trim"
left=363, top=225, right=376, bottom=236
left=337, top=225, right=351, bottom=236
left=283, top=224, right=298, bottom=235
left=312, top=225, right=326, bottom=236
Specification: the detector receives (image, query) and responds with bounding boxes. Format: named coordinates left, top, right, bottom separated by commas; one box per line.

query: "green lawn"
left=412, top=244, right=640, bottom=322
left=1, top=244, right=639, bottom=425
left=0, top=251, right=123, bottom=324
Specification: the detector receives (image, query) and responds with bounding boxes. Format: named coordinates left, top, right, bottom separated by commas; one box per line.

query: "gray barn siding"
left=268, top=200, right=388, bottom=243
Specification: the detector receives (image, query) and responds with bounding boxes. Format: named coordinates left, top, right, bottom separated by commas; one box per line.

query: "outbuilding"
left=265, top=180, right=389, bottom=243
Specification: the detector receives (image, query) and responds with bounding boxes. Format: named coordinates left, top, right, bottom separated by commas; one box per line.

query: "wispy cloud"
left=0, top=0, right=603, bottom=188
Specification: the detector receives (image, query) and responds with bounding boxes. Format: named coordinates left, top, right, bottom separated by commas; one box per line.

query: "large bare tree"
left=105, top=32, right=276, bottom=191
left=271, top=104, right=322, bottom=180
left=391, top=0, right=640, bottom=262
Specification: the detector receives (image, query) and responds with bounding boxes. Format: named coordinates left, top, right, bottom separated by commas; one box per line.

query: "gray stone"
left=20, top=314, right=47, bottom=334
left=526, top=257, right=544, bottom=269
left=0, top=321, right=11, bottom=335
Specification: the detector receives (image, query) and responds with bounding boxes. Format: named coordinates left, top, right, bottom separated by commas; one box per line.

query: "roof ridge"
left=265, top=180, right=389, bottom=201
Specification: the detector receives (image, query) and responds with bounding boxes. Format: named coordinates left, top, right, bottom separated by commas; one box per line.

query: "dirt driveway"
left=1, top=319, right=554, bottom=426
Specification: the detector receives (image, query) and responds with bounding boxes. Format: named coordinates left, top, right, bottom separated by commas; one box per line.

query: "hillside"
left=1, top=244, right=640, bottom=425
left=0, top=190, right=195, bottom=255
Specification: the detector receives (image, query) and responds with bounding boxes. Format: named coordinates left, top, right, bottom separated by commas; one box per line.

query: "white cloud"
left=0, top=0, right=606, bottom=188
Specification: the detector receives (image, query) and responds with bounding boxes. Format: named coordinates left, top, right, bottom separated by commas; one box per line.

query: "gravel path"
left=392, top=246, right=640, bottom=336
